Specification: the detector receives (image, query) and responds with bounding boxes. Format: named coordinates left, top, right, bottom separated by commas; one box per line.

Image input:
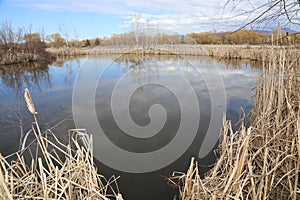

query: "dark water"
left=0, top=54, right=260, bottom=199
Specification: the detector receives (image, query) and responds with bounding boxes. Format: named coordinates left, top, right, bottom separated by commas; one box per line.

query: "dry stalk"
left=0, top=89, right=123, bottom=200
left=172, top=50, right=300, bottom=199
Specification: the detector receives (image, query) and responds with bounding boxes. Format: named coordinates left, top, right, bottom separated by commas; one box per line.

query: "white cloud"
left=121, top=13, right=224, bottom=34
left=11, top=0, right=222, bottom=15
left=9, top=0, right=295, bottom=34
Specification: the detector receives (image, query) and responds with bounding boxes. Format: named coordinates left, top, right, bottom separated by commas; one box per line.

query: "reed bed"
left=0, top=89, right=123, bottom=200
left=106, top=45, right=207, bottom=56
left=0, top=48, right=53, bottom=65
left=0, top=51, right=40, bottom=65
left=46, top=45, right=208, bottom=57
left=204, top=45, right=300, bottom=63
left=171, top=50, right=300, bottom=199
left=47, top=45, right=300, bottom=64
left=46, top=47, right=95, bottom=57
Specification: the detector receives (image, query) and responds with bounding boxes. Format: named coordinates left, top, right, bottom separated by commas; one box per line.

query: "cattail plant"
left=0, top=89, right=123, bottom=199
left=24, top=88, right=36, bottom=115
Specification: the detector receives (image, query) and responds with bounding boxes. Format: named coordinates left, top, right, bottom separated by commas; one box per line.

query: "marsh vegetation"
left=171, top=51, right=300, bottom=199
left=0, top=89, right=123, bottom=200
left=1, top=9, right=300, bottom=199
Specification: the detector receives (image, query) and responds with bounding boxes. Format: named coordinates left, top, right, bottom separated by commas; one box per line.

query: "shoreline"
left=47, top=44, right=300, bottom=62
left=1, top=44, right=299, bottom=66
left=170, top=50, right=300, bottom=199
left=0, top=45, right=299, bottom=199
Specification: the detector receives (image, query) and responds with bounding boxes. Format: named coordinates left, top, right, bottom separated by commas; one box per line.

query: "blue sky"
left=0, top=0, right=297, bottom=40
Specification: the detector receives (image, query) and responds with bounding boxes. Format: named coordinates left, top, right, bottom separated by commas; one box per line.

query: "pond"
left=0, top=54, right=260, bottom=199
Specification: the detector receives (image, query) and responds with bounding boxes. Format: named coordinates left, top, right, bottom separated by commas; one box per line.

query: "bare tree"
left=39, top=27, right=46, bottom=43
left=73, top=27, right=80, bottom=47
left=46, top=33, right=65, bottom=48
left=59, top=23, right=70, bottom=47
left=132, top=12, right=143, bottom=47
left=223, top=0, right=299, bottom=31
left=0, top=21, right=15, bottom=49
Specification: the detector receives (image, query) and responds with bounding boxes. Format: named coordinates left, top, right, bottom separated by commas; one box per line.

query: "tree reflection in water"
left=0, top=61, right=51, bottom=93
left=0, top=61, right=51, bottom=155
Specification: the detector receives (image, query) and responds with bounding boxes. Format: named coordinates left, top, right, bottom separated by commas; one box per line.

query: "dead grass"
left=0, top=51, right=40, bottom=65
left=0, top=89, right=123, bottom=200
left=170, top=50, right=300, bottom=199
left=46, top=47, right=94, bottom=57
left=204, top=45, right=300, bottom=63
left=46, top=45, right=208, bottom=56
left=47, top=45, right=300, bottom=63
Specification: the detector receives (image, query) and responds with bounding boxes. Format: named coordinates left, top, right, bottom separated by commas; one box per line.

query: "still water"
left=0, top=54, right=260, bottom=199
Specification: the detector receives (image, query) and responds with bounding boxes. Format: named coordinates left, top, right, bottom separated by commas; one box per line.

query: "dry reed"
left=171, top=50, right=300, bottom=199
left=47, top=45, right=300, bottom=63
left=0, top=51, right=40, bottom=65
left=0, top=89, right=123, bottom=200
left=46, top=45, right=208, bottom=57
left=204, top=45, right=300, bottom=63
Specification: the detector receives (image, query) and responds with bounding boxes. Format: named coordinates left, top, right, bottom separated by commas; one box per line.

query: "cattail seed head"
left=24, top=88, right=37, bottom=115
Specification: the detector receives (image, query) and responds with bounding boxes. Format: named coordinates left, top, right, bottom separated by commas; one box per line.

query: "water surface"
left=0, top=54, right=260, bottom=199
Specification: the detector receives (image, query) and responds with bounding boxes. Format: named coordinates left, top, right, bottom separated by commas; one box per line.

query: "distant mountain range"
left=256, top=27, right=298, bottom=34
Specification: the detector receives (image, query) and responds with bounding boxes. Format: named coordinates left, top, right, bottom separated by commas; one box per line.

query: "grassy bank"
left=3, top=44, right=300, bottom=65
left=204, top=45, right=300, bottom=62
left=0, top=89, right=123, bottom=200
left=47, top=45, right=300, bottom=63
left=171, top=51, right=300, bottom=199
left=46, top=47, right=96, bottom=57
left=0, top=47, right=53, bottom=65
left=46, top=45, right=206, bottom=57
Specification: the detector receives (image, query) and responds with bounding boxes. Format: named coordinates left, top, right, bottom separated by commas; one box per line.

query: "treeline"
left=45, top=32, right=194, bottom=47
left=1, top=21, right=300, bottom=65
left=96, top=30, right=300, bottom=46
left=45, top=33, right=103, bottom=48
left=187, top=30, right=300, bottom=45
left=100, top=32, right=195, bottom=46
left=0, top=21, right=51, bottom=65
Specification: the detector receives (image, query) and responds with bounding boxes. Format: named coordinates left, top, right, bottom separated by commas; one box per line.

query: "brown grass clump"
left=205, top=45, right=300, bottom=63
left=46, top=45, right=208, bottom=56
left=0, top=89, right=123, bottom=200
left=171, top=50, right=300, bottom=199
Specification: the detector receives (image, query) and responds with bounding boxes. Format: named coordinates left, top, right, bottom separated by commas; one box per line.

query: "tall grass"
left=0, top=51, right=40, bottom=65
left=47, top=45, right=300, bottom=63
left=46, top=45, right=208, bottom=56
left=171, top=50, right=300, bottom=199
left=205, top=45, right=300, bottom=62
left=0, top=89, right=123, bottom=200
